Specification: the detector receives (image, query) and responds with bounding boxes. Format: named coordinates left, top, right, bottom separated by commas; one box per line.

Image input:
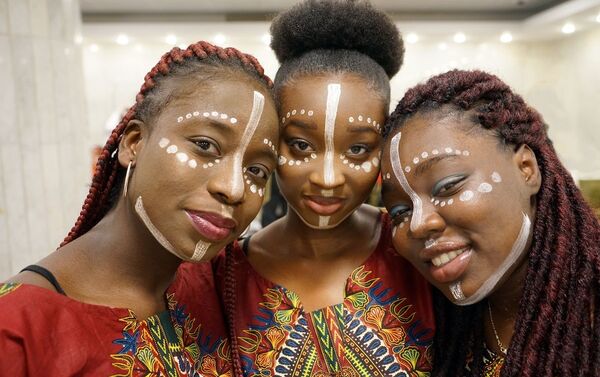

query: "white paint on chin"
left=319, top=216, right=330, bottom=227
left=452, top=212, right=532, bottom=306
left=135, top=196, right=213, bottom=262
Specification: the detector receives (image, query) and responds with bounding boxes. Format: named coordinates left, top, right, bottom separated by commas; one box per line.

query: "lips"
left=303, top=195, right=345, bottom=215
left=185, top=211, right=236, bottom=242
left=420, top=242, right=473, bottom=284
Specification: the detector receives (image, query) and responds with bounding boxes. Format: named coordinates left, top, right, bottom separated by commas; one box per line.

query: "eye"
left=288, top=139, right=314, bottom=153
left=389, top=205, right=412, bottom=225
left=246, top=165, right=270, bottom=180
left=432, top=174, right=466, bottom=197
left=346, top=144, right=369, bottom=157
left=192, top=138, right=220, bottom=155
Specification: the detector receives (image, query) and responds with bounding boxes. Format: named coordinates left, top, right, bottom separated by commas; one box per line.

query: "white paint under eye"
left=478, top=182, right=493, bottom=193
left=281, top=117, right=285, bottom=123
left=177, top=116, right=183, bottom=123
left=392, top=225, right=398, bottom=237
left=372, top=157, right=379, bottom=167
left=349, top=163, right=355, bottom=168
left=288, top=160, right=294, bottom=166
left=448, top=198, right=454, bottom=205
left=278, top=156, right=287, bottom=165
left=250, top=185, right=257, bottom=193
left=323, top=83, right=341, bottom=186
left=304, top=157, right=309, bottom=163
left=441, top=201, right=446, bottom=207
left=258, top=188, right=264, bottom=197
left=405, top=166, right=411, bottom=173
left=349, top=117, right=354, bottom=123
left=386, top=173, right=391, bottom=179
left=166, top=145, right=178, bottom=154
left=361, top=161, right=372, bottom=173
left=343, top=160, right=348, bottom=165
left=310, top=153, right=317, bottom=159
left=300, top=109, right=305, bottom=114
left=430, top=198, right=435, bottom=203
left=158, top=138, right=170, bottom=148
left=454, top=213, right=531, bottom=305
left=492, top=172, right=502, bottom=183
left=292, top=109, right=297, bottom=115
left=230, top=91, right=265, bottom=198
left=308, top=110, right=314, bottom=116
left=367, top=117, right=371, bottom=123
left=434, top=200, right=440, bottom=205
left=295, top=160, right=301, bottom=166
left=463, top=151, right=470, bottom=156
left=421, top=152, right=429, bottom=158
left=319, top=216, right=330, bottom=227
left=354, top=165, right=360, bottom=171
left=203, top=164, right=208, bottom=169
left=220, top=113, right=227, bottom=119
left=176, top=152, right=188, bottom=163
left=230, top=118, right=237, bottom=124
left=358, top=115, right=363, bottom=121
left=286, top=112, right=291, bottom=118
left=186, top=113, right=192, bottom=119
left=322, top=189, right=334, bottom=197
left=459, top=190, right=474, bottom=202
left=455, top=150, right=461, bottom=155
left=390, top=133, right=424, bottom=232
left=208, top=162, right=214, bottom=167
left=188, top=160, right=197, bottom=169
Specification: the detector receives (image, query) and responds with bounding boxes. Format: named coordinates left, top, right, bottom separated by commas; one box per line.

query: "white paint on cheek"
left=188, top=160, right=197, bottom=169
left=459, top=190, right=474, bottom=202
left=322, top=189, right=334, bottom=197
left=478, top=182, right=493, bottom=193
left=231, top=91, right=265, bottom=198
left=158, top=138, right=170, bottom=148
left=278, top=155, right=287, bottom=165
left=372, top=157, right=379, bottom=167
left=166, top=145, right=178, bottom=154
left=491, top=172, right=502, bottom=183
left=135, top=196, right=182, bottom=259
left=176, top=152, right=188, bottom=163
left=323, top=83, right=341, bottom=186
left=361, top=161, right=372, bottom=173
left=319, top=216, right=330, bottom=227
left=453, top=213, right=531, bottom=305
left=390, top=132, right=424, bottom=232
left=392, top=225, right=398, bottom=237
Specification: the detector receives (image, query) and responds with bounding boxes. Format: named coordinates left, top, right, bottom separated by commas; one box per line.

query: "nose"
left=308, top=155, right=346, bottom=189
left=206, top=157, right=245, bottom=205
left=409, top=199, right=446, bottom=239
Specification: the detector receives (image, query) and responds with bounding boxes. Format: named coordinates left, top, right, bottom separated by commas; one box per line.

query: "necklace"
left=487, top=301, right=508, bottom=355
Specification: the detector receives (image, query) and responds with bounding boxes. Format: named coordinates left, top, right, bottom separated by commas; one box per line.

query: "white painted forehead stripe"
left=390, top=132, right=423, bottom=232
left=324, top=83, right=341, bottom=186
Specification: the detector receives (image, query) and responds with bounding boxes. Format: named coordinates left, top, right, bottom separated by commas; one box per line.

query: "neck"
left=66, top=196, right=182, bottom=299
left=280, top=205, right=380, bottom=260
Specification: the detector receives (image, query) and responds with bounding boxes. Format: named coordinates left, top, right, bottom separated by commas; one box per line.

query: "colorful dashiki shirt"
left=0, top=262, right=231, bottom=376
left=464, top=344, right=504, bottom=377
left=214, top=213, right=435, bottom=376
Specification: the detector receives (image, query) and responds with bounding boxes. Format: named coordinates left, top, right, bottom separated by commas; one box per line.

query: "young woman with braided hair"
left=0, top=41, right=280, bottom=376
left=380, top=69, right=600, bottom=376
left=214, top=1, right=435, bottom=376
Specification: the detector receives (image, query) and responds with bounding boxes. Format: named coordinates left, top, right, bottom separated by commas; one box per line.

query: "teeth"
left=431, top=248, right=467, bottom=267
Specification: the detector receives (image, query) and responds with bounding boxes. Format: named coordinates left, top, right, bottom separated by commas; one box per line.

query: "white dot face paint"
left=323, top=83, right=341, bottom=187
left=459, top=190, right=474, bottom=202
left=176, top=152, right=188, bottom=163
left=478, top=182, right=493, bottom=193
left=319, top=216, right=330, bottom=227
left=166, top=145, right=178, bottom=154
left=158, top=137, right=170, bottom=148
left=492, top=172, right=502, bottom=183
left=452, top=213, right=532, bottom=305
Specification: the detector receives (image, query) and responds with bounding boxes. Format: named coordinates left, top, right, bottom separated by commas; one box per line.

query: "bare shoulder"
left=4, top=265, right=60, bottom=293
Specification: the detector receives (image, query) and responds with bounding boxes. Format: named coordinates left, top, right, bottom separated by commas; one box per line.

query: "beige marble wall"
left=0, top=0, right=89, bottom=279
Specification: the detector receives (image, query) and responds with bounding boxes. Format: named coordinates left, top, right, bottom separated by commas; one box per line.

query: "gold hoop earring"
left=123, top=161, right=133, bottom=198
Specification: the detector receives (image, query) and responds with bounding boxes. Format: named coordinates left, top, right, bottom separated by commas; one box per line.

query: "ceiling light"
left=134, top=44, right=143, bottom=52
left=165, top=34, right=177, bottom=45
left=453, top=32, right=466, bottom=43
left=500, top=32, right=513, bottom=43
left=438, top=42, right=448, bottom=51
left=89, top=44, right=99, bottom=53
left=261, top=33, right=271, bottom=45
left=213, top=34, right=226, bottom=45
left=116, top=34, right=129, bottom=45
left=596, top=13, right=600, bottom=23
left=561, top=22, right=575, bottom=34
left=406, top=33, right=419, bottom=44
left=74, top=34, right=83, bottom=45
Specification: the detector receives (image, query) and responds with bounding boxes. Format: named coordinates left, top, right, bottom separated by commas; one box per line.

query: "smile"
left=303, top=195, right=345, bottom=215
left=431, top=247, right=469, bottom=267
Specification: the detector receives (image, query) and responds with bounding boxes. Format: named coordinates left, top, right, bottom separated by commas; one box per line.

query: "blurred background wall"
left=1, top=0, right=599, bottom=278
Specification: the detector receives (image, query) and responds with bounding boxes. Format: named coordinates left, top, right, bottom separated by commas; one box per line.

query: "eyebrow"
left=181, top=118, right=234, bottom=133
left=346, top=125, right=379, bottom=134
left=286, top=119, right=317, bottom=130
left=413, top=155, right=460, bottom=176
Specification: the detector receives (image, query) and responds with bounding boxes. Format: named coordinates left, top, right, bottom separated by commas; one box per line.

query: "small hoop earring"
left=123, top=161, right=133, bottom=198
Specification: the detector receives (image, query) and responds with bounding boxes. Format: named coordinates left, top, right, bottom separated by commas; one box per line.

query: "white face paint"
left=230, top=91, right=265, bottom=198
left=323, top=83, right=341, bottom=186
left=451, top=213, right=531, bottom=305
left=135, top=196, right=210, bottom=262
left=389, top=132, right=424, bottom=232
left=319, top=216, right=330, bottom=227
left=177, top=111, right=237, bottom=124
left=347, top=114, right=382, bottom=133
left=281, top=108, right=314, bottom=125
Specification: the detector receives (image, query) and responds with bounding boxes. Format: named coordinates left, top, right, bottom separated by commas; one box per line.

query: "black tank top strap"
left=241, top=237, right=251, bottom=256
left=20, top=265, right=66, bottom=295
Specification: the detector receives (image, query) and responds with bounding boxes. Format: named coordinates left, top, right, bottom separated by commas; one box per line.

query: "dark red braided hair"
left=384, top=69, right=600, bottom=376
left=60, top=41, right=271, bottom=377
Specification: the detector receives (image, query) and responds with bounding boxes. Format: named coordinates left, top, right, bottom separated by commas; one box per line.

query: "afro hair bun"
left=270, top=0, right=404, bottom=78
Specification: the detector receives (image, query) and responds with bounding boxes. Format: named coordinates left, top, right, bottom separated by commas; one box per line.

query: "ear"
left=513, top=144, right=541, bottom=195
left=117, top=119, right=147, bottom=168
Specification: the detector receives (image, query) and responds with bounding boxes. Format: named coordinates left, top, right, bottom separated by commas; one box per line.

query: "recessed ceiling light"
left=165, top=34, right=177, bottom=45
left=406, top=33, right=419, bottom=44
left=438, top=42, right=448, bottom=51
left=596, top=13, right=600, bottom=23
left=213, top=34, right=226, bottom=45
left=89, top=44, right=99, bottom=52
left=561, top=22, right=576, bottom=34
left=74, top=34, right=83, bottom=45
left=500, top=32, right=513, bottom=43
left=134, top=44, right=143, bottom=52
left=116, top=34, right=129, bottom=45
left=453, top=32, right=466, bottom=43
left=261, top=33, right=271, bottom=45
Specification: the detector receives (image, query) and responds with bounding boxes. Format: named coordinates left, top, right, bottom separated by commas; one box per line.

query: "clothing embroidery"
left=464, top=344, right=504, bottom=377
left=0, top=282, right=20, bottom=298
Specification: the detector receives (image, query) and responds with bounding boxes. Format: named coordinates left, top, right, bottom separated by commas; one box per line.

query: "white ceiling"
left=81, top=0, right=567, bottom=21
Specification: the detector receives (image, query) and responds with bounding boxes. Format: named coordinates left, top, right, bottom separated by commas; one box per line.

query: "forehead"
left=280, top=74, right=385, bottom=114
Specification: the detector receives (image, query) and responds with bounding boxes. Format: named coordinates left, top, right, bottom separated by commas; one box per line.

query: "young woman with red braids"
left=0, top=41, right=279, bottom=376
left=380, top=69, right=600, bottom=376
left=214, top=1, right=435, bottom=376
